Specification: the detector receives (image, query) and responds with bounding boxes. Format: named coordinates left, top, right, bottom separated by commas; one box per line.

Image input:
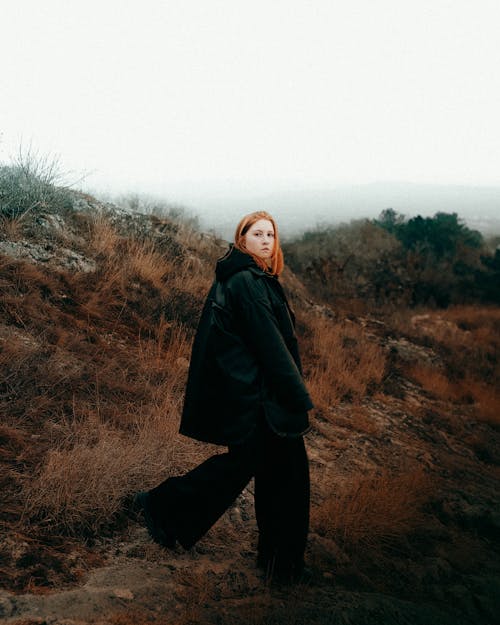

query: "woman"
left=135, top=211, right=313, bottom=583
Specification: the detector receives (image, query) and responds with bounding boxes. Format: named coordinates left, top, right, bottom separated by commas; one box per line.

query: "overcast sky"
left=1, top=0, right=500, bottom=206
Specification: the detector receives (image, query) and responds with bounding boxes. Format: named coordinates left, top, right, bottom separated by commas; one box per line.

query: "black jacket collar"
left=215, top=245, right=269, bottom=282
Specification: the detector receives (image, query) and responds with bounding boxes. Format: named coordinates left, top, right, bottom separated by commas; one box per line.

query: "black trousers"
left=148, top=415, right=310, bottom=571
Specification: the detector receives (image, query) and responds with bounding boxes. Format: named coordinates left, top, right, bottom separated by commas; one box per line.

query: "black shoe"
left=133, top=491, right=176, bottom=549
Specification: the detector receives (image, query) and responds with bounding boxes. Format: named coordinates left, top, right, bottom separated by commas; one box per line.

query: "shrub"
left=0, top=146, right=73, bottom=220
left=23, top=411, right=179, bottom=534
left=312, top=467, right=433, bottom=549
left=284, top=220, right=404, bottom=310
left=399, top=305, right=500, bottom=425
left=304, top=315, right=386, bottom=411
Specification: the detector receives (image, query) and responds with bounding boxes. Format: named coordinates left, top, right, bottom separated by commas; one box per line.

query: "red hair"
left=234, top=211, right=284, bottom=276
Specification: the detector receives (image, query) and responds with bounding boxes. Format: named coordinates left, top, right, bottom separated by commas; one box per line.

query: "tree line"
left=283, top=209, right=500, bottom=309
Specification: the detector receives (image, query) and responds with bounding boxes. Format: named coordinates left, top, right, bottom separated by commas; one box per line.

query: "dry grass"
left=87, top=212, right=122, bottom=256
left=440, top=304, right=500, bottom=331
left=0, top=213, right=24, bottom=240
left=463, top=378, right=500, bottom=426
left=387, top=305, right=500, bottom=426
left=23, top=408, right=178, bottom=533
left=312, top=467, right=433, bottom=550
left=17, top=313, right=195, bottom=533
left=333, top=403, right=382, bottom=435
left=389, top=304, right=500, bottom=345
left=303, top=315, right=387, bottom=411
left=0, top=213, right=214, bottom=539
left=405, top=363, right=461, bottom=403
left=405, top=364, right=500, bottom=426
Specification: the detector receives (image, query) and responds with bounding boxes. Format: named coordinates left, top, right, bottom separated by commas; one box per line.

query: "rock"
left=36, top=211, right=66, bottom=232
left=112, top=588, right=134, bottom=600
left=0, top=240, right=96, bottom=273
left=386, top=337, right=441, bottom=368
left=411, top=314, right=471, bottom=343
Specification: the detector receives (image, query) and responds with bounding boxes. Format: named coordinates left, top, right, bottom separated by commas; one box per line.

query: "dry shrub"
left=464, top=378, right=500, bottom=426
left=305, top=316, right=386, bottom=411
left=88, top=213, right=121, bottom=256
left=391, top=305, right=500, bottom=430
left=441, top=304, right=500, bottom=332
left=15, top=320, right=194, bottom=532
left=0, top=214, right=23, bottom=240
left=390, top=305, right=500, bottom=382
left=312, top=467, right=433, bottom=549
left=23, top=410, right=178, bottom=534
left=405, top=363, right=461, bottom=403
left=171, top=259, right=212, bottom=296
left=125, top=239, right=173, bottom=290
left=95, top=240, right=171, bottom=298
left=175, top=567, right=220, bottom=603
left=88, top=214, right=173, bottom=294
left=388, top=305, right=500, bottom=346
left=406, top=364, right=500, bottom=425
left=334, top=403, right=382, bottom=435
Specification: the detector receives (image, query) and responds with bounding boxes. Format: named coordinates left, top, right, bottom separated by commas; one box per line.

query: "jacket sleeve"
left=226, top=272, right=313, bottom=412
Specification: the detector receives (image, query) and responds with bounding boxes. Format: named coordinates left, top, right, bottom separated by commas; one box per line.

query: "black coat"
left=179, top=246, right=313, bottom=445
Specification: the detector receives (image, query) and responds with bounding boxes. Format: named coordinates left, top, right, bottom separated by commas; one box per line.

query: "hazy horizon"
left=87, top=179, right=500, bottom=241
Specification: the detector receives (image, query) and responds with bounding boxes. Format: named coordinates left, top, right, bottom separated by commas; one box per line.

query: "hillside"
left=0, top=191, right=499, bottom=625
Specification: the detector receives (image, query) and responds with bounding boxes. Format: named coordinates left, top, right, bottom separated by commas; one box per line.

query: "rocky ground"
left=2, top=387, right=498, bottom=625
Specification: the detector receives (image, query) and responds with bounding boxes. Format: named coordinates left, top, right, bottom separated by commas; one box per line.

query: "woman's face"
left=244, top=218, right=275, bottom=260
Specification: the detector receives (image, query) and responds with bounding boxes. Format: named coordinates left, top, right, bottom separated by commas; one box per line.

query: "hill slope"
left=0, top=194, right=499, bottom=625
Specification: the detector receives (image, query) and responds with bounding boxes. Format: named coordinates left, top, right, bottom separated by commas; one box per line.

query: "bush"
left=23, top=413, right=179, bottom=534
left=285, top=211, right=499, bottom=309
left=303, top=314, right=387, bottom=410
left=312, top=467, right=433, bottom=549
left=283, top=220, right=405, bottom=309
left=0, top=146, right=73, bottom=220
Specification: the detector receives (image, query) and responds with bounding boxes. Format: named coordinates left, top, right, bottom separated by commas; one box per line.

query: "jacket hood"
left=215, top=245, right=265, bottom=281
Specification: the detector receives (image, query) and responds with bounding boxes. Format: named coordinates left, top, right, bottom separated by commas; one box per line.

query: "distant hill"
left=188, top=181, right=500, bottom=239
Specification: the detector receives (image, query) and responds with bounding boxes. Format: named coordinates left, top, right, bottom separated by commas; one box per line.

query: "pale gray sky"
left=1, top=0, right=500, bottom=205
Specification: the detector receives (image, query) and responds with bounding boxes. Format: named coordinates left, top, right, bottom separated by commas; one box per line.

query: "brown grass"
left=23, top=410, right=178, bottom=533
left=440, top=304, right=500, bottom=332
left=389, top=304, right=500, bottom=344
left=0, top=213, right=213, bottom=539
left=405, top=363, right=461, bottom=403
left=303, top=315, right=387, bottom=411
left=334, top=403, right=382, bottom=435
left=405, top=364, right=500, bottom=426
left=0, top=213, right=24, bottom=240
left=463, top=378, right=500, bottom=426
left=312, top=467, right=433, bottom=549
left=388, top=305, right=500, bottom=427
left=18, top=314, right=196, bottom=533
